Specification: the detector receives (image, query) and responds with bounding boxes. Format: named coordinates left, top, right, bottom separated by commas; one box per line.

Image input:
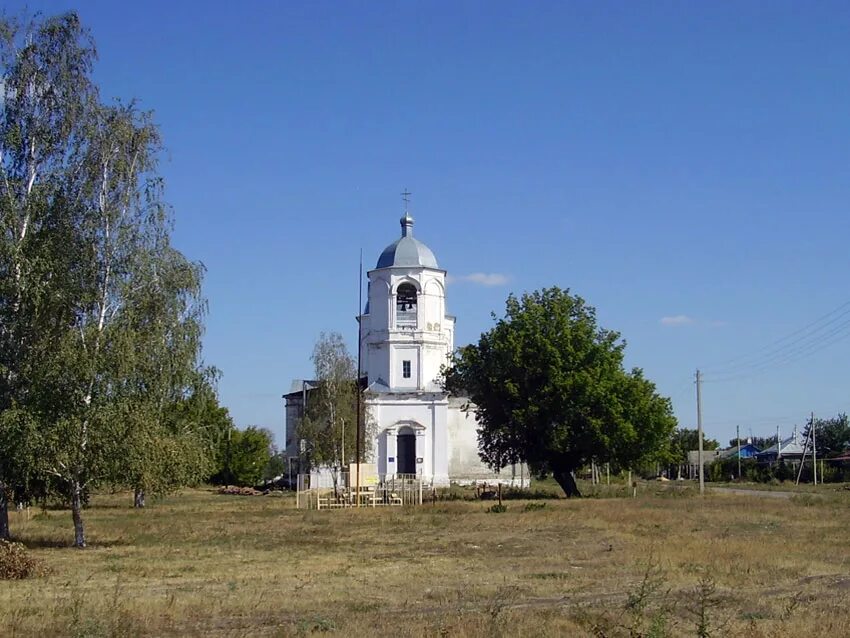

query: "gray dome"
left=375, top=213, right=438, bottom=269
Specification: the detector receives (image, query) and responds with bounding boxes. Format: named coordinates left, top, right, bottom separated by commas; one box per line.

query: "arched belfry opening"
left=396, top=283, right=417, bottom=326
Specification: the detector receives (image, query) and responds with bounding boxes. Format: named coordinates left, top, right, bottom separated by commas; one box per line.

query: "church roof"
left=284, top=379, right=317, bottom=396
left=376, top=213, right=438, bottom=269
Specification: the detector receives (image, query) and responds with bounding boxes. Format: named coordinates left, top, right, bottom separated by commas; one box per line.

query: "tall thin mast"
left=355, top=249, right=363, bottom=505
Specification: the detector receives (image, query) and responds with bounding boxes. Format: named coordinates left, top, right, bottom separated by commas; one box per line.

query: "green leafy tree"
left=225, top=427, right=273, bottom=487
left=263, top=448, right=287, bottom=482
left=673, top=429, right=719, bottom=454
left=664, top=429, right=719, bottom=479
left=0, top=12, right=97, bottom=540
left=30, top=99, right=203, bottom=545
left=170, top=372, right=236, bottom=482
left=22, top=100, right=188, bottom=547
left=813, top=414, right=850, bottom=458
left=112, top=228, right=210, bottom=508
left=0, top=13, right=211, bottom=545
left=751, top=436, right=773, bottom=450
left=0, top=408, right=46, bottom=538
left=444, top=287, right=677, bottom=497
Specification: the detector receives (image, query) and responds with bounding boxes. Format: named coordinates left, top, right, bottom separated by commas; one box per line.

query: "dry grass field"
left=2, top=484, right=850, bottom=637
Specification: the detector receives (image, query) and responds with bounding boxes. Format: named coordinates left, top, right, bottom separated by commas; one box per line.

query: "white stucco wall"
left=447, top=398, right=529, bottom=485
left=366, top=393, right=449, bottom=484
left=392, top=345, right=419, bottom=390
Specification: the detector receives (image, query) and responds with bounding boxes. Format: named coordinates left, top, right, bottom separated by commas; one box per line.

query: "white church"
left=284, top=209, right=523, bottom=486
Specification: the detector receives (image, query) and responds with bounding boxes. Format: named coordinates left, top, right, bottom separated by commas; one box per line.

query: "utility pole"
left=736, top=424, right=742, bottom=481
left=795, top=420, right=811, bottom=486
left=811, top=412, right=817, bottom=485
left=696, top=369, right=705, bottom=495
left=300, top=380, right=308, bottom=476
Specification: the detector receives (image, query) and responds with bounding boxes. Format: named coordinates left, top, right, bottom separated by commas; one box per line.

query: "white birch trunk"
left=71, top=481, right=86, bottom=548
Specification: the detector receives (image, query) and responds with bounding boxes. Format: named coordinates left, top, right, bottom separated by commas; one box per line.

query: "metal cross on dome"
left=401, top=189, right=411, bottom=212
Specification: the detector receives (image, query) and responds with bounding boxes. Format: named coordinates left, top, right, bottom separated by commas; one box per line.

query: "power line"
left=702, top=299, right=850, bottom=372
left=705, top=317, right=850, bottom=383
left=702, top=299, right=850, bottom=377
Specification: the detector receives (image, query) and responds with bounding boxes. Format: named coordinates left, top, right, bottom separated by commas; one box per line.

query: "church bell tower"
left=359, top=211, right=454, bottom=392
left=355, top=199, right=457, bottom=484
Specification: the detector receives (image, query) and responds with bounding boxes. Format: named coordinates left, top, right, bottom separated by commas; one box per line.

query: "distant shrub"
left=486, top=504, right=508, bottom=513
left=820, top=464, right=840, bottom=483
left=710, top=457, right=759, bottom=482
left=0, top=540, right=46, bottom=580
left=502, top=486, right=561, bottom=500
left=523, top=502, right=547, bottom=512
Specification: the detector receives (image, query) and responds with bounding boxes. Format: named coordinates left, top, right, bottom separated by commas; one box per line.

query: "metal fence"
left=296, top=471, right=424, bottom=510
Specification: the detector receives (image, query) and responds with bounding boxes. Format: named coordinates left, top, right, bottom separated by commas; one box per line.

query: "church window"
left=396, top=283, right=417, bottom=326
left=402, top=360, right=411, bottom=378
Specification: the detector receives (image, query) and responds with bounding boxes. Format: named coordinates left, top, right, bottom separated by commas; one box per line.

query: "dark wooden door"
left=397, top=434, right=416, bottom=474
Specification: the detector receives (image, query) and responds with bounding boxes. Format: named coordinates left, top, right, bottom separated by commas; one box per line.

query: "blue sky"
left=9, top=1, right=850, bottom=447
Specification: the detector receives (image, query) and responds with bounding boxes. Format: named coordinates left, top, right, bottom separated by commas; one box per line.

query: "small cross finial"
left=401, top=189, right=411, bottom=212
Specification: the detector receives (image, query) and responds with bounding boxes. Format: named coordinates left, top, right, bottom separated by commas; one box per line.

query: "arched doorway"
left=397, top=427, right=416, bottom=474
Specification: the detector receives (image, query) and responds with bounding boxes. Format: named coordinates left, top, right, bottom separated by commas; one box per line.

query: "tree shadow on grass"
left=37, top=502, right=138, bottom=511
left=14, top=534, right=132, bottom=549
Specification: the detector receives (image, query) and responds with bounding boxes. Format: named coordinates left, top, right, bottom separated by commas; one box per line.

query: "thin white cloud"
left=660, top=315, right=695, bottom=327
left=659, top=315, right=728, bottom=328
left=447, top=272, right=510, bottom=286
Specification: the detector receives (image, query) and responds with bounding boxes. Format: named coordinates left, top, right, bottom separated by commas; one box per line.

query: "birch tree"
left=175, top=373, right=237, bottom=484
left=0, top=12, right=96, bottom=540
left=33, top=100, right=210, bottom=544
left=111, top=235, right=211, bottom=508
left=1, top=12, right=212, bottom=545
left=297, top=332, right=372, bottom=476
